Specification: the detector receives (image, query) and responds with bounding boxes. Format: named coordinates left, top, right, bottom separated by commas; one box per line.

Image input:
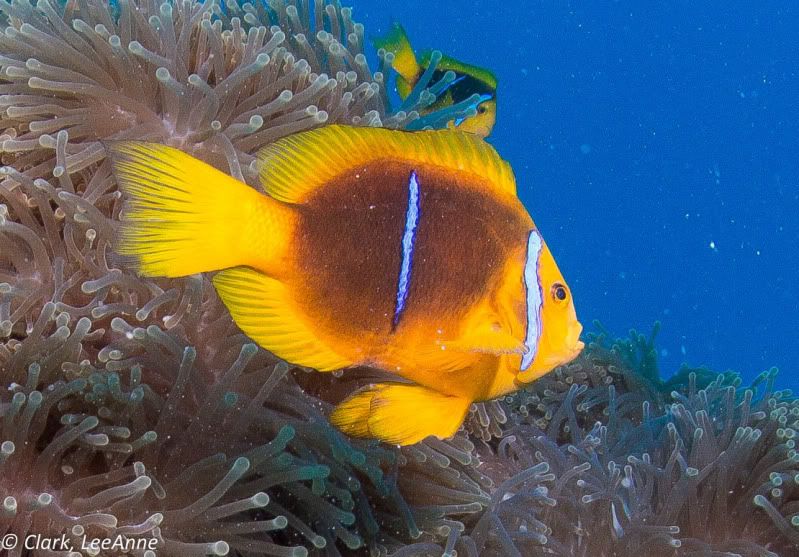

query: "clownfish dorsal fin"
left=212, top=266, right=352, bottom=371
left=330, top=383, right=471, bottom=445
left=257, top=125, right=517, bottom=204
left=429, top=52, right=498, bottom=92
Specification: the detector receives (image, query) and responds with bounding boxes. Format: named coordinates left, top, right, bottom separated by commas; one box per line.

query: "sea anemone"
left=0, top=0, right=468, bottom=379
left=464, top=368, right=799, bottom=556
left=0, top=0, right=478, bottom=384
left=0, top=0, right=478, bottom=555
left=2, top=1, right=797, bottom=556
left=1, top=341, right=408, bottom=556
left=387, top=348, right=799, bottom=556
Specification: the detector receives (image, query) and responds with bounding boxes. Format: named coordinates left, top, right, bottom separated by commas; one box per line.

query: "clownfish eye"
left=551, top=283, right=568, bottom=303
left=478, top=105, right=487, bottom=114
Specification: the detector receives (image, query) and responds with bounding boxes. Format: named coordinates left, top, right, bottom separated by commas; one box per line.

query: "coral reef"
left=1, top=0, right=798, bottom=556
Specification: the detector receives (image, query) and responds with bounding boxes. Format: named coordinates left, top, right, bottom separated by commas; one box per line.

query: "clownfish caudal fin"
left=108, top=142, right=293, bottom=278
left=373, top=23, right=420, bottom=95
left=330, top=383, right=471, bottom=445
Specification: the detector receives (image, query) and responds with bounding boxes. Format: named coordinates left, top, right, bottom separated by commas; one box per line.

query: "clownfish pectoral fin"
left=108, top=141, right=293, bottom=278
left=373, top=23, right=421, bottom=90
left=330, top=383, right=471, bottom=445
left=446, top=303, right=526, bottom=356
left=445, top=331, right=526, bottom=357
left=212, top=266, right=352, bottom=372
left=407, top=344, right=479, bottom=373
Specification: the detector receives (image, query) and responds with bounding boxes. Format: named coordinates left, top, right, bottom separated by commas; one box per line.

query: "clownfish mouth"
left=570, top=340, right=586, bottom=360
left=546, top=341, right=585, bottom=370
left=568, top=322, right=585, bottom=358
left=539, top=329, right=585, bottom=370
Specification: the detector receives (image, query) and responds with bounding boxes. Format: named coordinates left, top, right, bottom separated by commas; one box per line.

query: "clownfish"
left=374, top=23, right=497, bottom=137
left=108, top=126, right=583, bottom=446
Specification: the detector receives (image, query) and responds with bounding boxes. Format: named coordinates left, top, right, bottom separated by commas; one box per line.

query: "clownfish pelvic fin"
left=329, top=383, right=471, bottom=446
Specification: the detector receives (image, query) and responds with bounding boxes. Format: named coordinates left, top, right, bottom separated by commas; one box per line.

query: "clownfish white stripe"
left=521, top=229, right=543, bottom=370
left=393, top=170, right=421, bottom=327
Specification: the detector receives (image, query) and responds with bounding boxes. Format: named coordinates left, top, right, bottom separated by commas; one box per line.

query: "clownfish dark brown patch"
left=292, top=159, right=531, bottom=351
left=108, top=125, right=584, bottom=446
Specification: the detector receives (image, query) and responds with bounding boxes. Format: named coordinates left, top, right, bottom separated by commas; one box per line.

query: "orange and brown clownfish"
left=108, top=125, right=583, bottom=446
left=374, top=23, right=498, bottom=137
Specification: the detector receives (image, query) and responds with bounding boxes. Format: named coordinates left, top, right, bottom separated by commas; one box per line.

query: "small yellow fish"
left=374, top=23, right=497, bottom=137
left=109, top=126, right=583, bottom=445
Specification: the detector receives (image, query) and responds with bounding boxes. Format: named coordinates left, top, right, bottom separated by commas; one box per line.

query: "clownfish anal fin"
left=212, top=266, right=352, bottom=372
left=330, top=383, right=471, bottom=446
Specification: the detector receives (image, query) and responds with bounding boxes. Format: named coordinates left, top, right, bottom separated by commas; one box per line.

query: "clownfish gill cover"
left=0, top=1, right=797, bottom=556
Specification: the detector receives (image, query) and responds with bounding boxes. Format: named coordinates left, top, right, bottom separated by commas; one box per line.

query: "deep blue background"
left=358, top=1, right=799, bottom=387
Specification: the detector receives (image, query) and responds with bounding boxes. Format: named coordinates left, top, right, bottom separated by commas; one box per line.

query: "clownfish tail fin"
left=373, top=23, right=421, bottom=90
left=330, top=383, right=471, bottom=446
left=108, top=142, right=293, bottom=278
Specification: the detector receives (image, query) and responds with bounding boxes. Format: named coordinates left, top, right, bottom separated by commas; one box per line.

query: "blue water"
left=360, top=1, right=799, bottom=388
